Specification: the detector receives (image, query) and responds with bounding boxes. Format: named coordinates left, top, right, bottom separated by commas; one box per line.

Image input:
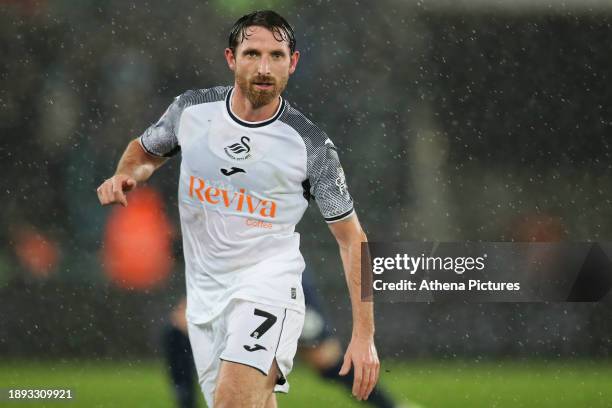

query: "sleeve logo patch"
left=335, top=167, right=347, bottom=195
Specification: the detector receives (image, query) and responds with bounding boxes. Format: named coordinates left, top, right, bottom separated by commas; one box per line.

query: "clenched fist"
left=97, top=174, right=137, bottom=207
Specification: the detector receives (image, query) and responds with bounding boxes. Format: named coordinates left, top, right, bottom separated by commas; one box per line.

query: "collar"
left=225, top=87, right=286, bottom=128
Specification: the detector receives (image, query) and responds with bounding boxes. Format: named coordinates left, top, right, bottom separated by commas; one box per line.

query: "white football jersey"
left=139, top=86, right=354, bottom=324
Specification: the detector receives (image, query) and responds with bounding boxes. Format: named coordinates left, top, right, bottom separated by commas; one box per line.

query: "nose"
left=257, top=55, right=270, bottom=75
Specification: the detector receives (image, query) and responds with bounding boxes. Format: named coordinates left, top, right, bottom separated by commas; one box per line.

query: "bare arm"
left=328, top=214, right=379, bottom=401
left=96, top=139, right=167, bottom=206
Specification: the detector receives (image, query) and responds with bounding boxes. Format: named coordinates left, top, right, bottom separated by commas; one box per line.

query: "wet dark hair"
left=229, top=10, right=296, bottom=54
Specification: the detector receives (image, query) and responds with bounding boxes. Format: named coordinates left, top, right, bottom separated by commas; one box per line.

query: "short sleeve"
left=310, top=140, right=355, bottom=223
left=139, top=96, right=182, bottom=157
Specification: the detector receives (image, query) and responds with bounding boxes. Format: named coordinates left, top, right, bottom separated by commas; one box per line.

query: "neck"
left=231, top=84, right=281, bottom=122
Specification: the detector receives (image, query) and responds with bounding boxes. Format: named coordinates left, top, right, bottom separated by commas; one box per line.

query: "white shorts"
left=187, top=299, right=304, bottom=407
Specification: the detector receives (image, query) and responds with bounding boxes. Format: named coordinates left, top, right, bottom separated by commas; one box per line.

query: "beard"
left=236, top=73, right=288, bottom=109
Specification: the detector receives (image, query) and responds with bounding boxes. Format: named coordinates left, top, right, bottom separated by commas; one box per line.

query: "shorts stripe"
left=273, top=308, right=288, bottom=385
left=274, top=308, right=287, bottom=355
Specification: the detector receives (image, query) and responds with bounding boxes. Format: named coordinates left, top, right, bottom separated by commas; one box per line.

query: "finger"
left=111, top=178, right=128, bottom=207
left=103, top=180, right=116, bottom=205
left=368, top=361, right=380, bottom=398
left=124, top=178, right=136, bottom=191
left=364, top=361, right=379, bottom=400
left=99, top=181, right=112, bottom=205
left=358, top=365, right=371, bottom=400
left=96, top=185, right=105, bottom=204
left=338, top=353, right=352, bottom=376
left=352, top=360, right=363, bottom=399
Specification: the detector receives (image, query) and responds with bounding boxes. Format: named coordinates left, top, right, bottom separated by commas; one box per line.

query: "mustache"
left=250, top=76, right=276, bottom=85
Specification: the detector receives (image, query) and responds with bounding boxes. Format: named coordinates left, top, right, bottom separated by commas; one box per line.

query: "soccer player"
left=97, top=10, right=378, bottom=408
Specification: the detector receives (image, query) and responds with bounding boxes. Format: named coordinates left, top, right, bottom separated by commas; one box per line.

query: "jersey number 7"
left=250, top=309, right=277, bottom=339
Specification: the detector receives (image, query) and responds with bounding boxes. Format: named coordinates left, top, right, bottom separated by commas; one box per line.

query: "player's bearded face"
left=231, top=26, right=294, bottom=109
left=236, top=70, right=288, bottom=109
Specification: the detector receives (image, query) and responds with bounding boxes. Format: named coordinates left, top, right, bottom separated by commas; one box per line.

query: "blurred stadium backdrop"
left=1, top=0, right=612, bottom=406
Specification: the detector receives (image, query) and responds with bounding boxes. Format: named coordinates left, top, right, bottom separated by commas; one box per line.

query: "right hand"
left=96, top=174, right=137, bottom=207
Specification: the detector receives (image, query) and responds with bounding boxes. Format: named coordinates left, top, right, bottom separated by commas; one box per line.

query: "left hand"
left=339, top=334, right=380, bottom=400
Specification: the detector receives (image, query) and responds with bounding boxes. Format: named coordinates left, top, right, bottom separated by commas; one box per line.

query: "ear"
left=288, top=50, right=300, bottom=75
left=225, top=48, right=236, bottom=71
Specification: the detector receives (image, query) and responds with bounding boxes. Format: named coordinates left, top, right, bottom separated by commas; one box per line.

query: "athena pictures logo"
left=224, top=136, right=252, bottom=160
